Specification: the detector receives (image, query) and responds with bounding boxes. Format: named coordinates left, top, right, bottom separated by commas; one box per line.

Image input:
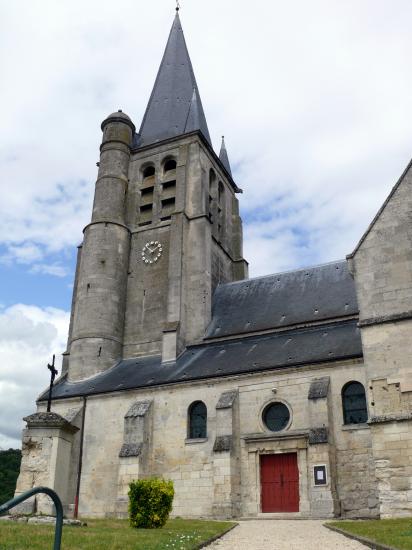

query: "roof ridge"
left=217, top=259, right=348, bottom=289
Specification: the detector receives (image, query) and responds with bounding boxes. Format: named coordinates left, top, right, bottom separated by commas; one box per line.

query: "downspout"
left=74, top=396, right=87, bottom=519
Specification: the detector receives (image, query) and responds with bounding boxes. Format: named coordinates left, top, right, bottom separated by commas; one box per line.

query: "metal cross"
left=47, top=354, right=58, bottom=413
left=176, top=0, right=180, bottom=11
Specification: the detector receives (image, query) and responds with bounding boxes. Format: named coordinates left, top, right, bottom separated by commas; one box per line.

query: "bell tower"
left=66, top=10, right=248, bottom=381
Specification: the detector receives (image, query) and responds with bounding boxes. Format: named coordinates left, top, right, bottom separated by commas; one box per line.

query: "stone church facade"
left=15, top=12, right=412, bottom=520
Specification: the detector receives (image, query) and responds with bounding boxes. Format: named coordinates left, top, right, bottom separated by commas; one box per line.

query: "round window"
left=263, top=402, right=290, bottom=432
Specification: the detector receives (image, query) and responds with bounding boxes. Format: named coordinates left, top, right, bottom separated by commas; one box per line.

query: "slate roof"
left=39, top=259, right=361, bottom=402
left=41, top=319, right=361, bottom=401
left=205, top=260, right=358, bottom=339
left=135, top=12, right=211, bottom=148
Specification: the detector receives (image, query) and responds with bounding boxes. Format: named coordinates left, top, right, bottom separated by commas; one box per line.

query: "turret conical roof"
left=137, top=12, right=211, bottom=148
left=219, top=136, right=232, bottom=176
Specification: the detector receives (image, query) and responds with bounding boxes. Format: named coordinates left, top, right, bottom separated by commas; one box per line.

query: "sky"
left=1, top=0, right=412, bottom=449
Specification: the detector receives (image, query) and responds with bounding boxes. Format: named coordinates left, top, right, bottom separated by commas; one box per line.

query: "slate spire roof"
left=136, top=12, right=211, bottom=148
left=219, top=136, right=232, bottom=176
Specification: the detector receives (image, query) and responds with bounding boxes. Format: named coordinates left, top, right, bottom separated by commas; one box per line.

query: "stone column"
left=307, top=377, right=339, bottom=517
left=14, top=412, right=79, bottom=515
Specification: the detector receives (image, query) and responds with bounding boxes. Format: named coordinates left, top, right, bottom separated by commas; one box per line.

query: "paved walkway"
left=208, top=520, right=366, bottom=549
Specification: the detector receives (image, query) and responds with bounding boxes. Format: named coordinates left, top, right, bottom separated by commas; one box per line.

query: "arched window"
left=188, top=401, right=207, bottom=439
left=342, top=382, right=368, bottom=424
left=143, top=165, right=155, bottom=179
left=164, top=159, right=176, bottom=173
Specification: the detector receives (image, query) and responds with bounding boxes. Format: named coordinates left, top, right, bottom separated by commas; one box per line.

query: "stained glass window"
left=263, top=402, right=290, bottom=432
left=188, top=401, right=207, bottom=439
left=342, top=381, right=368, bottom=424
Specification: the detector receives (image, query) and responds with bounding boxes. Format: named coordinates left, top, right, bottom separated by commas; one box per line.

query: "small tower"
left=219, top=136, right=232, bottom=176
left=68, top=111, right=135, bottom=381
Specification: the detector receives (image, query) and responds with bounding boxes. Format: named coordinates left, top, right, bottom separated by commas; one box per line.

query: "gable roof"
left=205, top=260, right=358, bottom=339
left=136, top=12, right=211, bottom=148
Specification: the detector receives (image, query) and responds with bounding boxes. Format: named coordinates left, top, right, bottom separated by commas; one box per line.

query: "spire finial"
left=219, top=135, right=232, bottom=176
left=176, top=0, right=180, bottom=11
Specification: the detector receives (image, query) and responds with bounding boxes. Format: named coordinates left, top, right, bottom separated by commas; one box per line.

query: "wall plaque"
left=314, top=465, right=327, bottom=486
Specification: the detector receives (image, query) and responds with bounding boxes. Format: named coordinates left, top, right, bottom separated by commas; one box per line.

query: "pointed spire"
left=219, top=136, right=232, bottom=176
left=137, top=12, right=211, bottom=148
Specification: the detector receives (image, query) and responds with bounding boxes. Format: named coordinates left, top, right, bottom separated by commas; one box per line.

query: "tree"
left=0, top=449, right=22, bottom=504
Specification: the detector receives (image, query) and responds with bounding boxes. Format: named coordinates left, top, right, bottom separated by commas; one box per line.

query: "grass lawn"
left=328, top=518, right=412, bottom=550
left=0, top=517, right=236, bottom=550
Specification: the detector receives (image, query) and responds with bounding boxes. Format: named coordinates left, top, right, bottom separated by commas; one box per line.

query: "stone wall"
left=349, top=161, right=412, bottom=322
left=335, top=426, right=378, bottom=518
left=29, top=358, right=379, bottom=519
left=350, top=160, right=412, bottom=517
left=369, top=420, right=412, bottom=517
left=123, top=226, right=171, bottom=358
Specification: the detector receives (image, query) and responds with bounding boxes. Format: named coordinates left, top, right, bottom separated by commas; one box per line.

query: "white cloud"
left=1, top=0, right=412, bottom=279
left=0, top=243, right=43, bottom=265
left=0, top=304, right=70, bottom=449
left=30, top=263, right=69, bottom=278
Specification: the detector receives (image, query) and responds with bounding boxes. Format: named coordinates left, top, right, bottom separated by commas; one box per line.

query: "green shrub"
left=128, top=478, right=174, bottom=529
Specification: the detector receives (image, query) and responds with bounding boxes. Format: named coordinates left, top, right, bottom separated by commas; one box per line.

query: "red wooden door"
left=260, top=453, right=299, bottom=512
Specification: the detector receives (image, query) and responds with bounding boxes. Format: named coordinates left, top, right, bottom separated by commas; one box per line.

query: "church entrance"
left=260, top=453, right=299, bottom=512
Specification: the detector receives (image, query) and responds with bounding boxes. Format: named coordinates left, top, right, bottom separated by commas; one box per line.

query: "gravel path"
left=208, top=520, right=366, bottom=549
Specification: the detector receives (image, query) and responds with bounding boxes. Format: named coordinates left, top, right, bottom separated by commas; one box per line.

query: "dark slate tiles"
left=206, top=260, right=358, bottom=338
left=136, top=13, right=211, bottom=148
left=41, top=320, right=362, bottom=401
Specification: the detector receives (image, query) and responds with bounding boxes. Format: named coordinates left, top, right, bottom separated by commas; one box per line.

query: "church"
left=15, top=10, right=412, bottom=520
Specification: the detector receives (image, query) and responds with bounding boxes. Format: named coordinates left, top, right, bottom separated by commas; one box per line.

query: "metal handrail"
left=0, top=486, right=63, bottom=550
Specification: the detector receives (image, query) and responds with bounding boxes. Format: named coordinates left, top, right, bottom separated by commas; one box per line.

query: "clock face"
left=142, top=241, right=163, bottom=264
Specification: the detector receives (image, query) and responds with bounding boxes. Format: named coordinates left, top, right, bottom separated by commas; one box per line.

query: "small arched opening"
left=163, top=158, right=177, bottom=173
left=342, top=381, right=368, bottom=424
left=142, top=165, right=155, bottom=179
left=188, top=401, right=207, bottom=439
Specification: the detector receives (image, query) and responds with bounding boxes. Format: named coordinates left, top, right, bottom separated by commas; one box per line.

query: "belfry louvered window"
left=188, top=401, right=207, bottom=439
left=342, top=381, right=368, bottom=424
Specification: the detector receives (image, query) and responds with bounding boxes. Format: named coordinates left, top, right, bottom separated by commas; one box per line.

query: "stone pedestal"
left=14, top=412, right=79, bottom=515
